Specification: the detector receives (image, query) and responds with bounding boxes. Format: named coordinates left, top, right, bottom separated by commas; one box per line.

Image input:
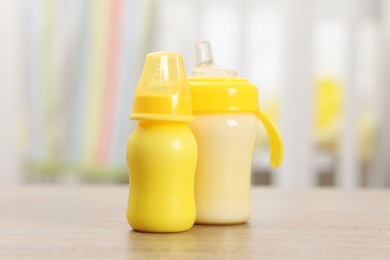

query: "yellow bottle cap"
left=188, top=77, right=259, bottom=113
left=189, top=41, right=284, bottom=168
left=131, top=52, right=194, bottom=121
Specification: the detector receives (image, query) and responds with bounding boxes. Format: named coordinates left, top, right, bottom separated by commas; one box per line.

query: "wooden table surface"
left=1, top=186, right=390, bottom=259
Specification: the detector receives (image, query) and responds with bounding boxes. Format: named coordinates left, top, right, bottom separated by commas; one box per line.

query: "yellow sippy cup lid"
left=188, top=41, right=284, bottom=168
left=130, top=52, right=194, bottom=121
left=189, top=41, right=258, bottom=113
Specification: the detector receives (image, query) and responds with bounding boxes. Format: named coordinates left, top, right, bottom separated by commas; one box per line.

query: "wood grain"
left=1, top=186, right=390, bottom=259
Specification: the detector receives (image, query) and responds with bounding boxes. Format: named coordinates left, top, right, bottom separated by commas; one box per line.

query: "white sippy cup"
left=188, top=41, right=284, bottom=224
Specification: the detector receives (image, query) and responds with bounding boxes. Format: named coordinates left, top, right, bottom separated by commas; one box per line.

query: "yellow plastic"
left=131, top=52, right=193, bottom=122
left=255, top=110, right=284, bottom=168
left=126, top=121, right=197, bottom=232
left=188, top=76, right=284, bottom=168
left=126, top=52, right=197, bottom=233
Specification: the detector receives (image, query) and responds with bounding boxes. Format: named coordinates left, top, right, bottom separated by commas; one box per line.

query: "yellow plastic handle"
left=256, top=110, right=284, bottom=169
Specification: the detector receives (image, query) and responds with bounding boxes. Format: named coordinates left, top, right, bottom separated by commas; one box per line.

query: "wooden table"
left=1, top=186, right=390, bottom=259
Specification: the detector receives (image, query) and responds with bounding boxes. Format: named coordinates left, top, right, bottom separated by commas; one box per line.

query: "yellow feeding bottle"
left=126, top=52, right=198, bottom=233
left=188, top=42, right=284, bottom=225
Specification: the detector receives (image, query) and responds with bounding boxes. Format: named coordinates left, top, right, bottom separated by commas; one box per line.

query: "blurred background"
left=1, top=0, right=390, bottom=187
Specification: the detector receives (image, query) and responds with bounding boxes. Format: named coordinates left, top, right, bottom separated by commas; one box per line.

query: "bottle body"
left=189, top=114, right=258, bottom=224
left=126, top=121, right=198, bottom=232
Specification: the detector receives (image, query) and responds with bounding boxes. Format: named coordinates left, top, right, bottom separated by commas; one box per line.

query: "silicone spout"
left=195, top=41, right=214, bottom=66
left=192, top=41, right=237, bottom=77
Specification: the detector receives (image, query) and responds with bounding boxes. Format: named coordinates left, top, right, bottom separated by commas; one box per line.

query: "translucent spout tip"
left=192, top=41, right=237, bottom=77
left=196, top=41, right=214, bottom=66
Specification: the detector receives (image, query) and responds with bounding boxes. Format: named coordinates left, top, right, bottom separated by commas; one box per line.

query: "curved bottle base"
left=195, top=210, right=251, bottom=225
left=127, top=212, right=195, bottom=233
left=195, top=218, right=250, bottom=225
left=195, top=220, right=249, bottom=225
left=129, top=221, right=194, bottom=233
left=128, top=212, right=195, bottom=233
